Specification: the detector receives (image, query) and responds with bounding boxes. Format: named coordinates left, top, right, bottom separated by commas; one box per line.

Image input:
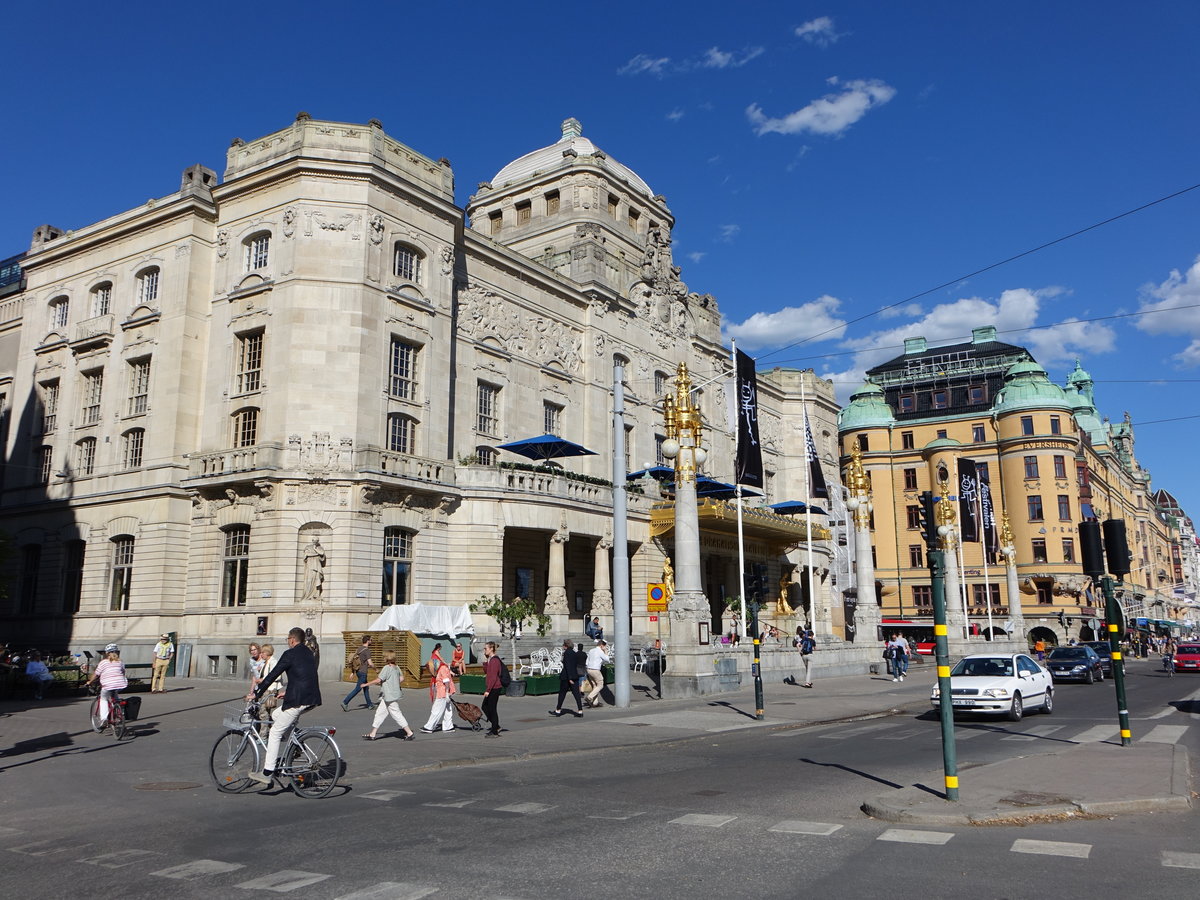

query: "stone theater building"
left=0, top=115, right=844, bottom=678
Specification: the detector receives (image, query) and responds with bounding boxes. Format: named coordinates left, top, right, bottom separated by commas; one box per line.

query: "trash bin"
left=123, top=695, right=142, bottom=721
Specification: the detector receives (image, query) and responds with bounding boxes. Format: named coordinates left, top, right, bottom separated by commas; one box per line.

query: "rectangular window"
left=382, top=527, right=413, bottom=606
left=931, top=390, right=948, bottom=409
left=127, top=358, right=150, bottom=416
left=41, top=381, right=59, bottom=434
left=654, top=434, right=666, bottom=467
left=92, top=284, right=112, bottom=317
left=476, top=382, right=499, bottom=435
left=245, top=234, right=270, bottom=270
left=1035, top=580, right=1052, bottom=604
left=138, top=269, right=159, bottom=305
left=913, top=585, right=932, bottom=609
left=903, top=468, right=918, bottom=490
left=1027, top=495, right=1044, bottom=521
left=971, top=583, right=1001, bottom=608
left=1031, top=539, right=1048, bottom=564
left=389, top=338, right=418, bottom=400
left=968, top=385, right=987, bottom=404
left=20, top=545, right=40, bottom=614
left=906, top=505, right=921, bottom=529
left=1053, top=455, right=1066, bottom=479
left=627, top=208, right=640, bottom=230
left=221, top=527, right=250, bottom=607
left=901, top=431, right=914, bottom=450
left=388, top=414, right=415, bottom=454
left=489, top=212, right=502, bottom=235
left=936, top=429, right=948, bottom=439
left=1050, top=415, right=1061, bottom=435
left=1021, top=415, right=1034, bottom=436
left=654, top=371, right=667, bottom=396
left=543, top=401, right=562, bottom=435
left=76, top=438, right=96, bottom=476
left=393, top=245, right=422, bottom=282
left=607, top=194, right=619, bottom=217
left=898, top=394, right=915, bottom=412
left=857, top=434, right=869, bottom=452
left=971, top=424, right=985, bottom=442
left=235, top=331, right=263, bottom=394
left=515, top=201, right=531, bottom=225
left=1057, top=494, right=1071, bottom=520
left=545, top=191, right=560, bottom=215
left=80, top=371, right=103, bottom=425
left=909, top=545, right=924, bottom=568
left=123, top=429, right=144, bottom=468
left=110, top=537, right=134, bottom=611
left=38, top=446, right=54, bottom=484
left=1023, top=455, right=1039, bottom=478
left=61, top=539, right=85, bottom=614
left=50, top=298, right=69, bottom=330
left=1062, top=538, right=1076, bottom=563
left=233, top=408, right=258, bottom=448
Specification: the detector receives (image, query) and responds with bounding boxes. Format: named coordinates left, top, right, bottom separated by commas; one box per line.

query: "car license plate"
left=951, top=699, right=975, bottom=707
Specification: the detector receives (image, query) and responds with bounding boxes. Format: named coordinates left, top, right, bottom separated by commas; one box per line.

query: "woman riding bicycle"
left=87, top=644, right=127, bottom=727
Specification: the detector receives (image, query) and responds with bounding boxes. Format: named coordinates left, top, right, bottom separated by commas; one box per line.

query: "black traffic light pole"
left=1079, top=519, right=1133, bottom=747
left=921, top=490, right=959, bottom=801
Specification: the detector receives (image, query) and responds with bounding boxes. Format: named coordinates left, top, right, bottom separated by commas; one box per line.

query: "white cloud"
left=1136, top=254, right=1200, bottom=366
left=878, top=302, right=923, bottom=320
left=666, top=108, right=685, bottom=122
left=701, top=46, right=765, bottom=69
left=747, top=77, right=896, bottom=137
left=795, top=16, right=842, bottom=47
left=723, top=295, right=847, bottom=350
left=718, top=224, right=741, bottom=243
left=618, top=54, right=670, bottom=77
left=687, top=251, right=706, bottom=263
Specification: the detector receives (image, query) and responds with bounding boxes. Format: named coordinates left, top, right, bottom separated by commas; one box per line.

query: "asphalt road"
left=1, top=667, right=1196, bottom=900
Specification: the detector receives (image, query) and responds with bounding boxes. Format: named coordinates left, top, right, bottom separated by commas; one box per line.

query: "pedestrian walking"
left=549, top=638, right=584, bottom=717
left=150, top=634, right=173, bottom=693
left=341, top=635, right=375, bottom=711
left=258, top=643, right=284, bottom=735
left=421, top=652, right=456, bottom=733
left=362, top=651, right=415, bottom=741
left=481, top=641, right=503, bottom=737
left=887, top=633, right=911, bottom=682
left=247, top=642, right=264, bottom=688
left=792, top=629, right=816, bottom=687
left=584, top=639, right=610, bottom=707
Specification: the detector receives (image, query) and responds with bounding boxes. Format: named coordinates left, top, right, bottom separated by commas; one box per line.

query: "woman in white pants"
left=421, top=655, right=456, bottom=733
left=362, top=651, right=415, bottom=741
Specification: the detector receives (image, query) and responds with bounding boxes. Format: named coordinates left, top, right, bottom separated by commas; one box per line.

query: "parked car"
left=1173, top=643, right=1200, bottom=673
left=930, top=653, right=1053, bottom=722
left=1046, top=646, right=1105, bottom=683
left=1081, top=641, right=1121, bottom=676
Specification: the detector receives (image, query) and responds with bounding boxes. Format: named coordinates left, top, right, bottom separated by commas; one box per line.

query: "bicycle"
left=89, top=687, right=128, bottom=740
left=1162, top=653, right=1175, bottom=676
left=209, top=701, right=343, bottom=798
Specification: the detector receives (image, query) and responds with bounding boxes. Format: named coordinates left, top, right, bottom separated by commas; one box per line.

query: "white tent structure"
left=365, top=603, right=475, bottom=636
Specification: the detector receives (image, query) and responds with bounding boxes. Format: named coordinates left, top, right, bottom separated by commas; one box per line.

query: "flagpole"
left=731, top=341, right=748, bottom=642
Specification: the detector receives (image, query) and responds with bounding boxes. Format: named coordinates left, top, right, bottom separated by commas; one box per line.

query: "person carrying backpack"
left=790, top=628, right=816, bottom=688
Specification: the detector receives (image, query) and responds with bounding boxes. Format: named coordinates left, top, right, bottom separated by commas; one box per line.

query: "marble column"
left=591, top=530, right=613, bottom=636
left=943, top=534, right=966, bottom=639
left=545, top=513, right=570, bottom=633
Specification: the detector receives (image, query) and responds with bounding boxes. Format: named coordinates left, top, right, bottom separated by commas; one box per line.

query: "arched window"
left=136, top=267, right=160, bottom=305
left=382, top=527, right=414, bottom=606
left=475, top=445, right=496, bottom=465
left=109, top=535, right=134, bottom=611
left=122, top=428, right=145, bottom=468
left=232, top=407, right=259, bottom=448
left=91, top=282, right=112, bottom=317
left=221, top=525, right=250, bottom=607
left=393, top=243, right=423, bottom=283
left=49, top=295, right=69, bottom=330
left=244, top=232, right=270, bottom=271
left=75, top=437, right=97, bottom=476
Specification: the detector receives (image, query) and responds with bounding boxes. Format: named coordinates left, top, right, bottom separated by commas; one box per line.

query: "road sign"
left=647, top=583, right=668, bottom=612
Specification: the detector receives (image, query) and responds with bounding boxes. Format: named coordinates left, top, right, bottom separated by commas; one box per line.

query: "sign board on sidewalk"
left=647, top=583, right=668, bottom=612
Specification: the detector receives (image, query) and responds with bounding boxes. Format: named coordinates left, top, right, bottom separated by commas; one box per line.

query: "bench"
left=124, top=662, right=152, bottom=688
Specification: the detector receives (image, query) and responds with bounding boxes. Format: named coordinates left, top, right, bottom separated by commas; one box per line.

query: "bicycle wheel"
left=209, top=730, right=261, bottom=793
left=286, top=732, right=341, bottom=799
left=111, top=702, right=127, bottom=740
left=90, top=696, right=105, bottom=733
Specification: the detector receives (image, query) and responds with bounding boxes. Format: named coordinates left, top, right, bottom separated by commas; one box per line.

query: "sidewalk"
left=0, top=664, right=1188, bottom=823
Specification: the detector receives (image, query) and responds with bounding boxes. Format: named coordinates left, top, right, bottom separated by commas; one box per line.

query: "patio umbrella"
left=496, top=433, right=597, bottom=463
left=662, top=477, right=761, bottom=499
left=626, top=465, right=675, bottom=481
left=767, top=500, right=828, bottom=516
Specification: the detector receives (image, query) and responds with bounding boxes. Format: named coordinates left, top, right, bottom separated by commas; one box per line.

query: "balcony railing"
left=71, top=314, right=115, bottom=349
left=188, top=443, right=284, bottom=478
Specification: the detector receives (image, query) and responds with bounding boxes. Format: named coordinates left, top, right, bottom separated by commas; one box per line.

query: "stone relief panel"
left=286, top=433, right=355, bottom=474
left=303, top=210, right=362, bottom=238
left=458, top=286, right=582, bottom=373
left=359, top=486, right=460, bottom=526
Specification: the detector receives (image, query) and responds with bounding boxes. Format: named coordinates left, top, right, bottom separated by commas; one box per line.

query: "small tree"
left=469, top=594, right=551, bottom=675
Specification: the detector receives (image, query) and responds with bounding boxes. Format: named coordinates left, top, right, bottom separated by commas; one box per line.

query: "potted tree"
left=469, top=594, right=551, bottom=697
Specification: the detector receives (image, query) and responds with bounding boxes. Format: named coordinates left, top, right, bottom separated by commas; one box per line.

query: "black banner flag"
left=957, top=458, right=980, bottom=543
left=980, top=469, right=998, bottom=557
left=803, top=411, right=829, bottom=499
left=733, top=349, right=763, bottom=488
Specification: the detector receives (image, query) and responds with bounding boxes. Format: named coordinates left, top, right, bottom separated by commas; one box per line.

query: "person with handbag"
left=341, top=635, right=375, bottom=711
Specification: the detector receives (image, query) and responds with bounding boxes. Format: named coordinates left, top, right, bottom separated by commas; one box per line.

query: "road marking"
left=0, top=827, right=22, bottom=838
left=587, top=811, right=647, bottom=820
left=877, top=829, right=954, bottom=845
left=1068, top=725, right=1117, bottom=743
left=423, top=799, right=475, bottom=808
left=1011, top=839, right=1091, bottom=858
left=818, top=723, right=897, bottom=740
left=1002, top=724, right=1065, bottom=742
left=1162, top=850, right=1200, bottom=869
left=335, top=883, right=439, bottom=900
left=669, top=814, right=736, bottom=827
left=768, top=821, right=843, bottom=836
left=877, top=728, right=925, bottom=741
left=360, top=790, right=414, bottom=801
left=237, top=871, right=332, bottom=892
left=495, top=802, right=556, bottom=815
left=154, top=860, right=245, bottom=879
left=1141, top=725, right=1189, bottom=744
left=952, top=727, right=996, bottom=741
left=80, top=849, right=162, bottom=868
left=10, top=840, right=88, bottom=857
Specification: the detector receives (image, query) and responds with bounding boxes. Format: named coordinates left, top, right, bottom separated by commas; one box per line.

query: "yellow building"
left=838, top=326, right=1181, bottom=647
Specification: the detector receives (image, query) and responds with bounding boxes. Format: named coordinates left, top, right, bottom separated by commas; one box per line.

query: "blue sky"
left=4, top=1, right=1200, bottom=515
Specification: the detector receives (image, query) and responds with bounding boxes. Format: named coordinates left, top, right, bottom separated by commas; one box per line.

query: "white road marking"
left=877, top=829, right=954, bottom=845
left=495, top=802, right=556, bottom=815
left=79, top=849, right=162, bottom=868
left=0, top=827, right=22, bottom=838
left=669, top=814, right=736, bottom=827
left=1067, top=725, right=1117, bottom=743
left=1162, top=850, right=1200, bottom=869
left=154, top=860, right=245, bottom=879
left=423, top=799, right=475, bottom=808
left=877, top=728, right=926, bottom=741
left=237, top=871, right=332, bottom=892
left=952, top=727, right=993, bottom=741
left=10, top=840, right=88, bottom=857
left=360, top=790, right=414, bottom=801
left=335, top=883, right=439, bottom=900
left=1002, top=724, right=1066, bottom=742
left=1141, top=725, right=1189, bottom=744
left=1011, top=839, right=1091, bottom=858
left=587, top=811, right=647, bottom=820
left=818, top=723, right=897, bottom=740
left=768, top=821, right=843, bottom=836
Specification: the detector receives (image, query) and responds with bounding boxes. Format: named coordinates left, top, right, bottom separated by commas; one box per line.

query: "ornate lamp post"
left=843, top=444, right=877, bottom=639
left=936, top=481, right=967, bottom=639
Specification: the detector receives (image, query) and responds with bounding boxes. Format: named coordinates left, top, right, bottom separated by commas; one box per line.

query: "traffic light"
left=1058, top=610, right=1067, bottom=628
left=1079, top=521, right=1105, bottom=578
left=1102, top=519, right=1131, bottom=577
left=918, top=491, right=938, bottom=548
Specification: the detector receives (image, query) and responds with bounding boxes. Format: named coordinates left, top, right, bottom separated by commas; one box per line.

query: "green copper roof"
left=993, top=359, right=1071, bottom=413
left=838, top=380, right=895, bottom=430
left=923, top=436, right=963, bottom=451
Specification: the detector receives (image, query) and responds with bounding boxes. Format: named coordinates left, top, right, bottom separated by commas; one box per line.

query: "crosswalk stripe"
left=335, top=883, right=439, bottom=900
left=1068, top=725, right=1117, bottom=743
left=495, top=803, right=556, bottom=815
left=877, top=829, right=954, bottom=845
left=768, top=821, right=843, bottom=836
left=1162, top=850, right=1200, bottom=869
left=11, top=840, right=88, bottom=857
left=818, top=722, right=896, bottom=740
left=154, top=860, right=245, bottom=880
left=360, top=790, right=414, bottom=801
left=952, top=727, right=993, bottom=741
left=1002, top=725, right=1065, bottom=742
left=587, top=811, right=647, bottom=820
left=423, top=799, right=475, bottom=808
left=877, top=728, right=926, bottom=741
left=669, top=814, right=736, bottom=827
left=1011, top=839, right=1091, bottom=858
left=78, top=849, right=162, bottom=868
left=0, top=827, right=22, bottom=838
left=1140, top=725, right=1188, bottom=744
left=237, top=871, right=332, bottom=892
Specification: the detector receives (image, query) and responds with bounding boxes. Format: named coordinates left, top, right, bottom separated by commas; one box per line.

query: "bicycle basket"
left=222, top=701, right=258, bottom=730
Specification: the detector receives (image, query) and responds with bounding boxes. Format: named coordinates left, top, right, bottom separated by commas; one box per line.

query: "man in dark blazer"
left=247, top=626, right=322, bottom=785
left=548, top=638, right=584, bottom=718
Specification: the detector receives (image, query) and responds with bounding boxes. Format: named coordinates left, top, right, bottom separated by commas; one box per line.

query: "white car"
left=930, top=652, right=1053, bottom=722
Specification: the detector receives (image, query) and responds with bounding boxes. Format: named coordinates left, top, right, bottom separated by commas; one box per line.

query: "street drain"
left=135, top=782, right=203, bottom=791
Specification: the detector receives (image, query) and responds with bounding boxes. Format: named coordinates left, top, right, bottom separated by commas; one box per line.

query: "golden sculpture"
left=776, top=570, right=792, bottom=615
left=662, top=557, right=675, bottom=602
left=662, top=362, right=704, bottom=483
left=936, top=480, right=957, bottom=548
left=844, top=443, right=872, bottom=526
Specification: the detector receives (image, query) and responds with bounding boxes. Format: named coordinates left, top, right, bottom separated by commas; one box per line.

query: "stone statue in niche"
left=301, top=538, right=326, bottom=603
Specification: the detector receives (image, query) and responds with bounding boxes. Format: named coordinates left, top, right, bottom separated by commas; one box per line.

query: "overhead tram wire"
left=752, top=181, right=1200, bottom=365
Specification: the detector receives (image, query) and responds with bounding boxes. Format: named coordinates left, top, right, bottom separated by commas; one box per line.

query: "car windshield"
left=1049, top=648, right=1088, bottom=659
left=1085, top=644, right=1111, bottom=655
left=1178, top=645, right=1200, bottom=654
left=951, top=657, right=1013, bottom=677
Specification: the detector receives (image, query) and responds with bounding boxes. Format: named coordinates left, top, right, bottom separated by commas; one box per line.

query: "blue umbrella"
left=768, top=500, right=828, bottom=516
left=497, top=433, right=597, bottom=463
left=663, top=477, right=761, bottom=499
left=626, top=465, right=675, bottom=481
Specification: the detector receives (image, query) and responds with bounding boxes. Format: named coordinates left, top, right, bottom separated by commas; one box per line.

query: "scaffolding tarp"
left=365, top=603, right=475, bottom=636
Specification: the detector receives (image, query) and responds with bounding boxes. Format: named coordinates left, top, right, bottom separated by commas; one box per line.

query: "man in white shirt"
left=584, top=639, right=611, bottom=708
left=151, top=633, right=174, bottom=693
left=888, top=633, right=911, bottom=682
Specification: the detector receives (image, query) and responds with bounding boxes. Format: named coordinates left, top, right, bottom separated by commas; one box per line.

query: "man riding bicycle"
left=246, top=626, right=322, bottom=786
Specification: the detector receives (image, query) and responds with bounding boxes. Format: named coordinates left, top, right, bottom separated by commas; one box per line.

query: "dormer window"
left=244, top=232, right=270, bottom=271
left=393, top=244, right=423, bottom=283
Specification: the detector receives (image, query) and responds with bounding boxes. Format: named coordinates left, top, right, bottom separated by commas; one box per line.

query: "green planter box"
left=523, top=674, right=560, bottom=695
left=458, top=674, right=486, bottom=694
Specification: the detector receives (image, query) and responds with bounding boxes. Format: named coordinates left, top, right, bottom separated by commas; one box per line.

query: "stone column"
left=1001, top=515, right=1025, bottom=647
left=591, top=531, right=613, bottom=636
left=944, top=534, right=966, bottom=639
left=545, top=513, right=570, bottom=634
